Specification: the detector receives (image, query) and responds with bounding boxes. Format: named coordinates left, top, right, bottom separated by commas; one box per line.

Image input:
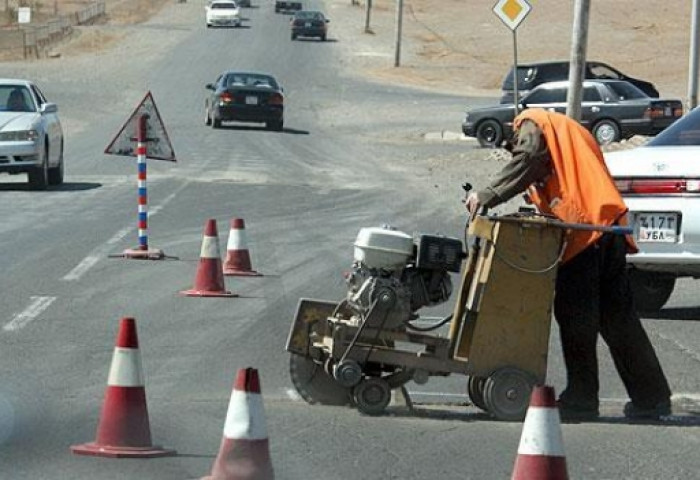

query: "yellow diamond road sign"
left=493, top=0, right=532, bottom=31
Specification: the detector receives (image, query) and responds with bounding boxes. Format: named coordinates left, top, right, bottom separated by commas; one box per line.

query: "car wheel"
left=291, top=33, right=296, bottom=40
left=628, top=268, right=676, bottom=313
left=48, top=140, right=64, bottom=186
left=475, top=119, right=503, bottom=148
left=212, top=113, right=222, bottom=129
left=321, top=34, right=326, bottom=41
left=28, top=143, right=49, bottom=191
left=592, top=119, right=620, bottom=145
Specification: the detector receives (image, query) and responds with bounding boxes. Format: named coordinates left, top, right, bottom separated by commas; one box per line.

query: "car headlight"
left=0, top=130, right=39, bottom=141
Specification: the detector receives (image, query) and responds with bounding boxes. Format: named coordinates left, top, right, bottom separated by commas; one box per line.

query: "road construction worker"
left=466, top=108, right=672, bottom=421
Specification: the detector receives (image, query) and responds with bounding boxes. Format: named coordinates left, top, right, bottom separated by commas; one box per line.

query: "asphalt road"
left=0, top=0, right=700, bottom=479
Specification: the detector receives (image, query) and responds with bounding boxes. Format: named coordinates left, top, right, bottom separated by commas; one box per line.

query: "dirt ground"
left=9, top=0, right=697, bottom=101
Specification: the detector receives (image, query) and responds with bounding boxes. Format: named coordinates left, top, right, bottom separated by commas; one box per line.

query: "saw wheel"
left=289, top=353, right=352, bottom=406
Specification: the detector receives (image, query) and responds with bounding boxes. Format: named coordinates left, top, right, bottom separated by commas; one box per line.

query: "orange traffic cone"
left=511, top=385, right=569, bottom=480
left=180, top=219, right=238, bottom=297
left=71, top=317, right=176, bottom=458
left=223, top=218, right=262, bottom=277
left=202, top=368, right=274, bottom=480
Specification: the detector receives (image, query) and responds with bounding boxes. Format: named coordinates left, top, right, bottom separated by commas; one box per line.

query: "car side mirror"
left=206, top=83, right=215, bottom=90
left=41, top=103, right=57, bottom=113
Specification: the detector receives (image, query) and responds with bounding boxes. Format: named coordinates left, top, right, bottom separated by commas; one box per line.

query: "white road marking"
left=62, top=183, right=189, bottom=282
left=4, top=296, right=57, bottom=332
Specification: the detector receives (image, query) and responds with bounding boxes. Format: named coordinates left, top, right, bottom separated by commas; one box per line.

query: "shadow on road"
left=642, top=307, right=700, bottom=321
left=0, top=182, right=102, bottom=192
left=216, top=125, right=309, bottom=135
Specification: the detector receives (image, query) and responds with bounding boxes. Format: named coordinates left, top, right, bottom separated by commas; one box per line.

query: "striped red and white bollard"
left=122, top=114, right=165, bottom=260
left=511, top=385, right=569, bottom=480
left=71, top=317, right=175, bottom=458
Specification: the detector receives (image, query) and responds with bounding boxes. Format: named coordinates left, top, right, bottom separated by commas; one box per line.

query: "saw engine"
left=342, top=226, right=464, bottom=331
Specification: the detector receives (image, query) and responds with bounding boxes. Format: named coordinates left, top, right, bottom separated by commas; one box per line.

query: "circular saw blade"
left=289, top=354, right=352, bottom=406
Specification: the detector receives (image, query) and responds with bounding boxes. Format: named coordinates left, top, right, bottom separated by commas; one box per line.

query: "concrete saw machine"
left=286, top=210, right=579, bottom=420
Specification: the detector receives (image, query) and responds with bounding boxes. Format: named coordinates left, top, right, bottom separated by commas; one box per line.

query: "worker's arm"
left=476, top=120, right=551, bottom=208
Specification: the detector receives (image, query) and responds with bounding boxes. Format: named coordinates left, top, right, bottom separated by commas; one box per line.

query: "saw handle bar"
left=483, top=213, right=634, bottom=235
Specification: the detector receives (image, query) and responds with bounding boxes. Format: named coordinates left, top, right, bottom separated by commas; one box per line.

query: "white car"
left=0, top=79, right=64, bottom=190
left=205, top=0, right=241, bottom=28
left=604, top=107, right=700, bottom=311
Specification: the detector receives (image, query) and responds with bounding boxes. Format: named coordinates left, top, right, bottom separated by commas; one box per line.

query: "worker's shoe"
left=555, top=399, right=599, bottom=421
left=623, top=399, right=672, bottom=420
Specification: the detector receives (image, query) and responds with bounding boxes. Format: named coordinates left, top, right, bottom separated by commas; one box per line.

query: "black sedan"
left=463, top=79, right=683, bottom=147
left=204, top=71, right=284, bottom=131
left=290, top=10, right=329, bottom=41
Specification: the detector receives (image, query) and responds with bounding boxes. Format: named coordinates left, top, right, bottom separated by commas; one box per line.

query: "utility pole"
left=394, top=0, right=403, bottom=67
left=688, top=0, right=700, bottom=111
left=566, top=0, right=590, bottom=121
left=364, top=0, right=372, bottom=33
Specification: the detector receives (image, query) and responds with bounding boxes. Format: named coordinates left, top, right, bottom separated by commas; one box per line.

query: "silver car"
left=0, top=79, right=64, bottom=189
left=604, top=106, right=700, bottom=311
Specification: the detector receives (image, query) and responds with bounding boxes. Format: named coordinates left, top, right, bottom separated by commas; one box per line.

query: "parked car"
left=290, top=10, right=329, bottom=41
left=0, top=79, right=64, bottom=190
left=237, top=0, right=250, bottom=7
left=500, top=61, right=660, bottom=104
left=204, top=71, right=284, bottom=131
left=205, top=0, right=241, bottom=28
left=604, top=106, right=700, bottom=311
left=462, top=79, right=682, bottom=147
left=275, top=0, right=302, bottom=13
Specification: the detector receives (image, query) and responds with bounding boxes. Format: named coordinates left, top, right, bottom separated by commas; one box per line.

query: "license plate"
left=245, top=96, right=258, bottom=105
left=635, top=213, right=679, bottom=243
left=665, top=107, right=672, bottom=116
left=305, top=22, right=311, bottom=27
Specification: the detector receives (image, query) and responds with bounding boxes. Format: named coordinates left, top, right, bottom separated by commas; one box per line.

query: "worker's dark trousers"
left=554, top=232, right=672, bottom=409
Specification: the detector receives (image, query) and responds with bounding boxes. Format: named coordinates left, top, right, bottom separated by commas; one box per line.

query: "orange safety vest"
left=513, top=109, right=638, bottom=263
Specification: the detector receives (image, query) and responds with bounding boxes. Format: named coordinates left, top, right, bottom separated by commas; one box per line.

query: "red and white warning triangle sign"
left=104, top=91, right=176, bottom=162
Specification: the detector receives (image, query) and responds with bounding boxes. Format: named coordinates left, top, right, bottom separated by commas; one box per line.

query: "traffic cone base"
left=70, top=442, right=175, bottom=458
left=223, top=218, right=262, bottom=277
left=122, top=247, right=165, bottom=260
left=70, top=318, right=176, bottom=459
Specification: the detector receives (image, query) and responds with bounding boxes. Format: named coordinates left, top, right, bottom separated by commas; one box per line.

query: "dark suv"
left=500, top=61, right=660, bottom=104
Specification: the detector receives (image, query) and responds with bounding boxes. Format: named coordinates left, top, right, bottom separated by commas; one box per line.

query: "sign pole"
left=137, top=114, right=150, bottom=253
left=122, top=114, right=164, bottom=260
left=512, top=30, right=519, bottom=113
left=105, top=91, right=176, bottom=261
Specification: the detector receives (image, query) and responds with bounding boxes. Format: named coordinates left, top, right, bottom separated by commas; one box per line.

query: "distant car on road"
left=275, top=0, right=301, bottom=13
left=500, top=60, right=660, bottom=104
left=204, top=71, right=284, bottom=131
left=604, top=106, right=700, bottom=311
left=290, top=10, right=329, bottom=41
left=237, top=0, right=250, bottom=7
left=0, top=79, right=64, bottom=190
left=462, top=79, right=682, bottom=147
left=205, top=0, right=241, bottom=28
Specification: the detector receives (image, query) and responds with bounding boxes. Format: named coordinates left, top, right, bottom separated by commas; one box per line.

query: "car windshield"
left=648, top=107, right=700, bottom=146
left=211, top=2, right=236, bottom=8
left=295, top=11, right=323, bottom=20
left=605, top=81, right=646, bottom=100
left=1, top=85, right=34, bottom=112
left=224, top=73, right=278, bottom=89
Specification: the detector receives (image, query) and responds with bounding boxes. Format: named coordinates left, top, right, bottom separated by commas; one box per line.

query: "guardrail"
left=0, top=1, right=106, bottom=59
